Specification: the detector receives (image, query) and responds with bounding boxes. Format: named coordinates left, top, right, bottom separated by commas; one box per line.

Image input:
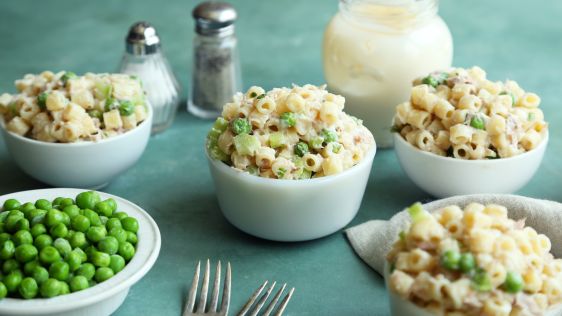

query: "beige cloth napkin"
left=346, top=194, right=562, bottom=275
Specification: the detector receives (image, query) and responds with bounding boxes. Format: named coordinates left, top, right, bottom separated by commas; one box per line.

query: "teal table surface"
left=1, top=1, right=562, bottom=315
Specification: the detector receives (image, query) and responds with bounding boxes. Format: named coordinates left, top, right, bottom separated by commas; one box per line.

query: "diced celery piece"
left=234, top=134, right=260, bottom=156
left=309, top=136, right=324, bottom=149
left=407, top=202, right=428, bottom=223
left=208, top=145, right=228, bottom=162
left=94, top=82, right=112, bottom=100
left=298, top=169, right=312, bottom=180
left=213, top=117, right=229, bottom=132
left=269, top=132, right=286, bottom=148
left=207, top=128, right=222, bottom=142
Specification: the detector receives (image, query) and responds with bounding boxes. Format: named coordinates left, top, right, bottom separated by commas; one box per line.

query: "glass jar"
left=323, top=0, right=453, bottom=148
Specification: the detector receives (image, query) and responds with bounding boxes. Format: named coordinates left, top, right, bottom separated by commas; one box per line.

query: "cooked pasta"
left=0, top=71, right=149, bottom=142
left=206, top=84, right=375, bottom=179
left=387, top=202, right=562, bottom=315
left=392, top=67, right=548, bottom=159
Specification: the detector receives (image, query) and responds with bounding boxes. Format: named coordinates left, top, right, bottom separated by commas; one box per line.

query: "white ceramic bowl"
left=393, top=132, right=548, bottom=198
left=0, top=106, right=153, bottom=189
left=206, top=146, right=377, bottom=242
left=0, top=188, right=160, bottom=316
left=384, top=262, right=562, bottom=316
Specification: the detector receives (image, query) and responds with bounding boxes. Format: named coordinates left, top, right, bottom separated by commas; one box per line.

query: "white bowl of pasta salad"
left=0, top=72, right=153, bottom=188
left=392, top=67, right=548, bottom=198
left=205, top=84, right=376, bottom=241
left=385, top=202, right=562, bottom=316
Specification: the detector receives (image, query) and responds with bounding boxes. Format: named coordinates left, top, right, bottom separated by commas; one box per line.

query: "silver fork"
left=183, top=260, right=231, bottom=316
left=237, top=281, right=295, bottom=316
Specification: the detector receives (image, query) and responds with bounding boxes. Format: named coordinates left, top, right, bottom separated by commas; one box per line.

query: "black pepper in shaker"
left=188, top=1, right=242, bottom=119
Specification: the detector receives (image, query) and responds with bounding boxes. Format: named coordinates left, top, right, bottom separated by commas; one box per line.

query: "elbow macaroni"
left=1, top=72, right=149, bottom=143
left=392, top=67, right=548, bottom=159
left=206, top=84, right=375, bottom=179
left=387, top=202, right=562, bottom=315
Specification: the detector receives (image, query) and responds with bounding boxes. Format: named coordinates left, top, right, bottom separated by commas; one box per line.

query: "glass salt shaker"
left=119, top=21, right=181, bottom=134
left=188, top=1, right=242, bottom=119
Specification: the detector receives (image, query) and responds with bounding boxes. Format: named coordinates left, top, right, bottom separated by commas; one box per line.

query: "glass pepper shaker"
left=119, top=21, right=181, bottom=134
left=188, top=1, right=242, bottom=119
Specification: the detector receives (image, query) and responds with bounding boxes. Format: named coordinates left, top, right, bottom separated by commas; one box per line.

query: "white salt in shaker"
left=119, top=21, right=181, bottom=134
left=188, top=1, right=242, bottom=119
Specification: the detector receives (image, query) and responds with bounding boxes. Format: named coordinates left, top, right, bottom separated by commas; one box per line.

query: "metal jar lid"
left=192, top=2, right=237, bottom=36
left=126, top=21, right=161, bottom=55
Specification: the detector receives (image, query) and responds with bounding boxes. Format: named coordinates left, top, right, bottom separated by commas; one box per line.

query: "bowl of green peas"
left=0, top=188, right=161, bottom=316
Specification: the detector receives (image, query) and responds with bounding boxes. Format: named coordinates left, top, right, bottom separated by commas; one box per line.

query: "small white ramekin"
left=206, top=145, right=376, bottom=242
left=393, top=132, right=548, bottom=198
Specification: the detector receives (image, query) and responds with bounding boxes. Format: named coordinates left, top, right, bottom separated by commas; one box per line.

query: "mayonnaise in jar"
left=323, top=0, right=453, bottom=147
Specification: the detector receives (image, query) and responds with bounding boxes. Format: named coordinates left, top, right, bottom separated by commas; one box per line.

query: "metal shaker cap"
left=126, top=21, right=161, bottom=55
left=192, top=2, right=237, bottom=35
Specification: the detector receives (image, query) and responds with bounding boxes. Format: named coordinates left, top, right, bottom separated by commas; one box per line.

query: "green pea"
left=3, top=259, right=20, bottom=273
left=30, top=223, right=47, bottom=237
left=441, top=250, right=461, bottom=270
left=321, top=129, right=338, bottom=143
left=14, top=218, right=30, bottom=231
left=60, top=212, right=70, bottom=226
left=91, top=251, right=110, bottom=267
left=71, top=214, right=91, bottom=233
left=13, top=230, right=33, bottom=245
left=40, top=278, right=61, bottom=298
left=86, top=226, right=106, bottom=243
left=0, top=240, right=15, bottom=260
left=50, top=223, right=68, bottom=238
left=23, top=260, right=40, bottom=275
left=9, top=210, right=24, bottom=217
left=59, top=280, right=70, bottom=295
left=19, top=277, right=38, bottom=299
left=34, top=234, right=53, bottom=250
left=95, top=267, right=114, bottom=282
left=15, top=244, right=38, bottom=263
left=83, top=209, right=102, bottom=227
left=459, top=253, right=476, bottom=273
left=100, top=216, right=109, bottom=225
left=109, top=227, right=127, bottom=244
left=75, top=191, right=101, bottom=210
left=52, top=197, right=65, bottom=208
left=3, top=199, right=21, bottom=211
left=95, top=201, right=113, bottom=217
left=112, top=212, right=128, bottom=220
left=471, top=268, right=492, bottom=292
left=5, top=215, right=23, bottom=232
left=121, top=217, right=139, bottom=233
left=231, top=118, right=252, bottom=135
left=30, top=266, right=49, bottom=285
left=4, top=271, right=22, bottom=292
left=118, top=242, right=135, bottom=261
left=0, top=211, right=9, bottom=223
left=104, top=198, right=117, bottom=213
left=70, top=275, right=89, bottom=292
left=45, top=209, right=64, bottom=228
left=109, top=254, right=125, bottom=273
left=76, top=263, right=95, bottom=280
left=118, top=100, right=135, bottom=116
left=0, top=282, right=7, bottom=298
left=504, top=271, right=524, bottom=293
left=39, top=246, right=60, bottom=264
left=73, top=248, right=87, bottom=262
left=59, top=198, right=75, bottom=208
left=53, top=238, right=72, bottom=258
left=280, top=112, right=297, bottom=127
left=67, top=251, right=82, bottom=272
left=69, top=231, right=88, bottom=249
left=29, top=209, right=47, bottom=226
left=126, top=231, right=138, bottom=245
left=49, top=261, right=69, bottom=281
left=62, top=205, right=80, bottom=219
left=35, top=199, right=52, bottom=211
left=106, top=218, right=121, bottom=231
left=0, top=233, right=9, bottom=244
left=98, top=236, right=119, bottom=255
left=20, top=202, right=35, bottom=216
left=84, top=246, right=97, bottom=259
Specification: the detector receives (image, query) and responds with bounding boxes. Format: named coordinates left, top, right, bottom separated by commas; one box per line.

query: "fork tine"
left=209, top=261, right=221, bottom=312
left=249, top=281, right=276, bottom=316
left=183, top=261, right=200, bottom=316
left=273, top=287, right=295, bottom=316
left=220, top=262, right=231, bottom=314
left=261, top=283, right=287, bottom=316
left=196, top=259, right=211, bottom=313
left=237, top=281, right=268, bottom=316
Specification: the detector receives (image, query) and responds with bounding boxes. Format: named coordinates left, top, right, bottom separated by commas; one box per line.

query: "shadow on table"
left=0, top=158, right=45, bottom=194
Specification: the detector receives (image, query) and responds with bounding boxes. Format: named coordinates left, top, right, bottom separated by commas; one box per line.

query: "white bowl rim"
left=205, top=143, right=377, bottom=186
left=0, top=188, right=161, bottom=314
left=393, top=130, right=549, bottom=164
left=0, top=102, right=153, bottom=148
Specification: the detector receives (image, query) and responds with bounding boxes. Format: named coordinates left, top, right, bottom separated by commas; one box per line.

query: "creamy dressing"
left=323, top=1, right=453, bottom=147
